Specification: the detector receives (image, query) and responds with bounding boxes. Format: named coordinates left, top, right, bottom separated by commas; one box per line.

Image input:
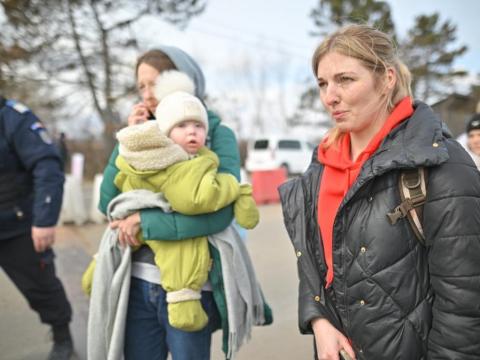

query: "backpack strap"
left=386, top=168, right=427, bottom=245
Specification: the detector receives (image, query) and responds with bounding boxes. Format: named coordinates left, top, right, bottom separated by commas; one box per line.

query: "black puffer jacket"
left=279, top=102, right=480, bottom=360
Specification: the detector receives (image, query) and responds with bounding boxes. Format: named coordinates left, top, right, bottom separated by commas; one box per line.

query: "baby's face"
left=169, top=120, right=207, bottom=155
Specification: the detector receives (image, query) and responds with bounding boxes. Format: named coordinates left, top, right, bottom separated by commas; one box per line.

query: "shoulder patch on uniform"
left=6, top=100, right=30, bottom=114
left=30, top=121, right=45, bottom=131
left=30, top=121, right=53, bottom=144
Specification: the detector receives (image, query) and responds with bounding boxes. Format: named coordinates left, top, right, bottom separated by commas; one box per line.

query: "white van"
left=245, top=136, right=315, bottom=175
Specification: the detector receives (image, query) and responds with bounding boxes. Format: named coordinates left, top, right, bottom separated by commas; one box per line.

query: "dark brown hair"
left=135, top=49, right=176, bottom=78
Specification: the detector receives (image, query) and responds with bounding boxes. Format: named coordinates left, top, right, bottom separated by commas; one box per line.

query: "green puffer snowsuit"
left=114, top=144, right=258, bottom=332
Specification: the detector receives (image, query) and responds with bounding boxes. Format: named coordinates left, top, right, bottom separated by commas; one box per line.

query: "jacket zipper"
left=312, top=166, right=328, bottom=281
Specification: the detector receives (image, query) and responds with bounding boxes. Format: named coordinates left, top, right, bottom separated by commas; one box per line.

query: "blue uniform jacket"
left=0, top=97, right=64, bottom=239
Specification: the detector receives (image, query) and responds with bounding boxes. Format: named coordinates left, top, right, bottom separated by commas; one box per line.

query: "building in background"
left=431, top=91, right=480, bottom=138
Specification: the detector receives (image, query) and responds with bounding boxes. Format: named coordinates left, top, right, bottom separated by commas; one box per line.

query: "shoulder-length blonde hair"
left=312, top=24, right=412, bottom=147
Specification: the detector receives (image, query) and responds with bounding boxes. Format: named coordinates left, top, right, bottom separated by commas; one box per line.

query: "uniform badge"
left=30, top=121, right=53, bottom=144
left=30, top=121, right=44, bottom=131
left=39, top=130, right=53, bottom=144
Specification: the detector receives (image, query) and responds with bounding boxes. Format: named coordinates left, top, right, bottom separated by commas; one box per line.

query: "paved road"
left=0, top=203, right=313, bottom=360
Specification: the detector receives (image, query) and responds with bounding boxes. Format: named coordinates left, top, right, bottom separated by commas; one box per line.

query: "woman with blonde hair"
left=280, top=24, right=480, bottom=360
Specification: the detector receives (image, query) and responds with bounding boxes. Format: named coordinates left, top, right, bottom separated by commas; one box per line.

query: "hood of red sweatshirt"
left=318, top=97, right=414, bottom=172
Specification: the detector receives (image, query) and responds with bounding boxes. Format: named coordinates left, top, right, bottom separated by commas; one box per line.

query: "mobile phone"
left=340, top=349, right=353, bottom=360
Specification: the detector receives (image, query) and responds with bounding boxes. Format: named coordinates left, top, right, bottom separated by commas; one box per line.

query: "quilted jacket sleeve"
left=425, top=140, right=480, bottom=359
left=279, top=177, right=343, bottom=335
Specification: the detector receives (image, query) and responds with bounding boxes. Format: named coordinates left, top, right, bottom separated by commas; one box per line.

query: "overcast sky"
left=124, top=0, right=480, bottom=138
left=136, top=0, right=480, bottom=83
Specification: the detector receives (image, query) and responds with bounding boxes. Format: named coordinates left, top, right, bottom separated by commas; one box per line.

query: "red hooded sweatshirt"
left=317, top=97, right=413, bottom=287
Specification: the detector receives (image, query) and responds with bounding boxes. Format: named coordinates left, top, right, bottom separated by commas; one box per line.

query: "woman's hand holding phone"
left=127, top=102, right=150, bottom=126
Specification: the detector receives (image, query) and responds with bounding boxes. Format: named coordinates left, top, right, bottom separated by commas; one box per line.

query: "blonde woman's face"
left=316, top=52, right=392, bottom=138
left=137, top=63, right=160, bottom=115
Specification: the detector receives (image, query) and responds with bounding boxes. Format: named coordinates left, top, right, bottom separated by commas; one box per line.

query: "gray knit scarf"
left=208, top=225, right=266, bottom=359
left=87, top=190, right=171, bottom=360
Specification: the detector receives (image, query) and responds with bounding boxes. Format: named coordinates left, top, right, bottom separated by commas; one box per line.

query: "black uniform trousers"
left=0, top=232, right=72, bottom=326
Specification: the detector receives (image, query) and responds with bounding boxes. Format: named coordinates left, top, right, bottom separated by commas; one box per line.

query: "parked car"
left=245, top=136, right=315, bottom=175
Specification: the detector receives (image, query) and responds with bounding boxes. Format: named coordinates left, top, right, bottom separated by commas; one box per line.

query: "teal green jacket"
left=99, top=110, right=241, bottom=239
left=99, top=110, right=253, bottom=357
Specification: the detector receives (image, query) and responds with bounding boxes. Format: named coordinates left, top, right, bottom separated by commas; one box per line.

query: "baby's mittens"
left=81, top=256, right=97, bottom=296
left=234, top=184, right=260, bottom=229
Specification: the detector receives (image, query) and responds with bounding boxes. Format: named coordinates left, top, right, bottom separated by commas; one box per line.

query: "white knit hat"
left=155, top=91, right=208, bottom=136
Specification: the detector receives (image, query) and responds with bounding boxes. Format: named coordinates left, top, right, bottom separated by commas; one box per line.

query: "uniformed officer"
left=0, top=96, right=73, bottom=360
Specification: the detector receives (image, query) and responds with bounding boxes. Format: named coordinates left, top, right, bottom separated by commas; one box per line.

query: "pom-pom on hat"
left=154, top=70, right=195, bottom=102
left=156, top=45, right=206, bottom=99
left=155, top=91, right=208, bottom=136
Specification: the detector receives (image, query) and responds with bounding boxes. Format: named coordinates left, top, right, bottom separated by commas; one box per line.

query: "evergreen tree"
left=299, top=0, right=469, bottom=118
left=401, top=13, right=468, bottom=101
left=310, top=0, right=395, bottom=35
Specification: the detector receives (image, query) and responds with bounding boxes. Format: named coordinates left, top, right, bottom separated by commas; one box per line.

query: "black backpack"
left=387, top=168, right=427, bottom=245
